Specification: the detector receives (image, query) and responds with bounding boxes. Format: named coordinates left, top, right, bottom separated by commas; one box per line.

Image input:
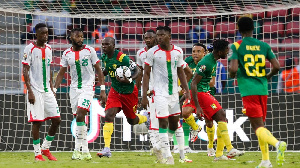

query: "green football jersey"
left=195, top=53, right=217, bottom=92
left=101, top=50, right=134, bottom=94
left=230, top=37, right=276, bottom=97
left=185, top=56, right=198, bottom=89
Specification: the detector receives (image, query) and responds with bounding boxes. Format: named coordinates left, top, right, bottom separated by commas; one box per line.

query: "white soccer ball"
left=115, top=66, right=131, bottom=79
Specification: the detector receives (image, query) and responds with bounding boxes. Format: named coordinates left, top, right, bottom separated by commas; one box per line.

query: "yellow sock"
left=256, top=127, right=279, bottom=147
left=256, top=128, right=269, bottom=160
left=215, top=127, right=225, bottom=157
left=217, top=122, right=233, bottom=152
left=184, top=114, right=199, bottom=131
left=207, top=125, right=215, bottom=149
left=136, top=114, right=147, bottom=124
left=103, top=122, right=113, bottom=148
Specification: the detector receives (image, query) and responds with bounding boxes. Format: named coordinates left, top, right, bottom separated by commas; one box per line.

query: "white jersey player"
left=141, top=26, right=191, bottom=164
left=54, top=28, right=106, bottom=161
left=22, top=23, right=61, bottom=161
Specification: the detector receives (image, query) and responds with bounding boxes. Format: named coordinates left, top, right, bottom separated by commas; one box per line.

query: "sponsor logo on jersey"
left=23, top=53, right=27, bottom=60
left=113, top=64, right=117, bottom=69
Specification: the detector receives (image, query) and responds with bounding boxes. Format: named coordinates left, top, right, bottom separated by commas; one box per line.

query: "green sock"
left=183, top=122, right=190, bottom=146
left=33, top=139, right=40, bottom=145
left=46, top=135, right=55, bottom=141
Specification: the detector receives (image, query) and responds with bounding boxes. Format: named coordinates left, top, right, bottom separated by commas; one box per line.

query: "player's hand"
left=147, top=90, right=154, bottom=97
left=116, top=75, right=131, bottom=84
left=99, top=90, right=107, bottom=107
left=195, top=104, right=204, bottom=121
left=184, top=91, right=191, bottom=102
left=28, top=90, right=35, bottom=105
left=141, top=96, right=149, bottom=110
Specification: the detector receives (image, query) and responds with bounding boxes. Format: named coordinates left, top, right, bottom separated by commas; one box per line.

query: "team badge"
left=211, top=103, right=217, bottom=110
left=112, top=64, right=117, bottom=69
left=133, top=105, right=137, bottom=113
left=199, top=65, right=206, bottom=72
left=23, top=53, right=27, bottom=60
left=242, top=108, right=246, bottom=114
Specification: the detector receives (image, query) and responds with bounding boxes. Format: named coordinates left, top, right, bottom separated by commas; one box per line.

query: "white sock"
left=149, top=130, right=160, bottom=150
left=33, top=144, right=41, bottom=156
left=160, top=132, right=172, bottom=158
left=41, top=139, right=52, bottom=150
left=175, top=127, right=185, bottom=159
left=75, top=125, right=84, bottom=151
left=82, top=125, right=89, bottom=153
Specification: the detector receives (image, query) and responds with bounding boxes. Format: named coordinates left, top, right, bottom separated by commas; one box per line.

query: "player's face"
left=70, top=31, right=84, bottom=47
left=220, top=47, right=229, bottom=59
left=144, top=32, right=156, bottom=48
left=102, top=38, right=114, bottom=54
left=36, top=27, right=48, bottom=43
left=156, top=30, right=170, bottom=46
left=192, top=46, right=206, bottom=63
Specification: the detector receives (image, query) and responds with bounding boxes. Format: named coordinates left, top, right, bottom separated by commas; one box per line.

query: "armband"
left=100, top=85, right=105, bottom=91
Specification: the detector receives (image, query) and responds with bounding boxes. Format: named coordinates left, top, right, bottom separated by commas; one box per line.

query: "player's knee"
left=182, top=107, right=192, bottom=119
left=206, top=120, right=214, bottom=128
left=127, top=117, right=137, bottom=125
left=52, top=118, right=61, bottom=126
left=169, top=123, right=178, bottom=131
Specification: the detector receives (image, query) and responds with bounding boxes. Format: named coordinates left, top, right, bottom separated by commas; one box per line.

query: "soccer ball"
left=115, top=66, right=131, bottom=79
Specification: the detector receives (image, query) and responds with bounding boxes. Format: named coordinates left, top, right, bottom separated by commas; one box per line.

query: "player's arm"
left=135, top=65, right=143, bottom=94
left=94, top=62, right=107, bottom=106
left=54, top=67, right=67, bottom=89
left=141, top=64, right=151, bottom=109
left=191, top=73, right=204, bottom=119
left=183, top=65, right=193, bottom=83
left=131, top=64, right=141, bottom=80
left=267, top=58, right=280, bottom=81
left=178, top=66, right=191, bottom=101
left=23, top=64, right=35, bottom=104
left=229, top=59, right=238, bottom=78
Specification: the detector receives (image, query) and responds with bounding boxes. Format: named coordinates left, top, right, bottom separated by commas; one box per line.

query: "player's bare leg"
left=97, top=107, right=119, bottom=158
left=32, top=121, right=45, bottom=161
left=182, top=106, right=201, bottom=142
left=249, top=117, right=286, bottom=167
left=205, top=119, right=216, bottom=156
left=212, top=109, right=245, bottom=160
left=41, top=117, right=61, bottom=161
left=72, top=108, right=91, bottom=160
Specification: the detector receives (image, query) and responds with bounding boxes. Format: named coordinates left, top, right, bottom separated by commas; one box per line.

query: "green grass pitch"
left=0, top=151, right=299, bottom=168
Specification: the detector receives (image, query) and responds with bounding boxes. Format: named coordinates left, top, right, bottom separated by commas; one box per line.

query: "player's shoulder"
left=232, top=40, right=243, bottom=50
left=137, top=47, right=146, bottom=54
left=62, top=47, right=73, bottom=56
left=173, top=45, right=183, bottom=54
left=83, top=45, right=95, bottom=53
left=45, top=43, right=52, bottom=50
left=185, top=56, right=193, bottom=64
left=24, top=43, right=35, bottom=51
left=147, top=45, right=159, bottom=54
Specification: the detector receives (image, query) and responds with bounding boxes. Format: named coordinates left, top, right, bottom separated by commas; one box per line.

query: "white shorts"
left=70, top=88, right=94, bottom=114
left=148, top=96, right=159, bottom=130
left=154, top=93, right=181, bottom=118
left=27, top=87, right=60, bottom=122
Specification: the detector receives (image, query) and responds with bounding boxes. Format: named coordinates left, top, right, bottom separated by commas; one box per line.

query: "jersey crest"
left=199, top=65, right=206, bottom=72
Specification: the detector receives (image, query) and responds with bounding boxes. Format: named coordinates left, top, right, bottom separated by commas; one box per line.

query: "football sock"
left=173, top=134, right=178, bottom=146
left=182, top=121, right=190, bottom=147
left=103, top=122, right=114, bottom=148
left=33, top=139, right=41, bottom=156
left=207, top=125, right=215, bottom=149
left=41, top=135, right=55, bottom=150
left=75, top=122, right=85, bottom=151
left=217, top=122, right=233, bottom=152
left=256, top=128, right=270, bottom=160
left=256, top=127, right=279, bottom=147
left=184, top=114, right=199, bottom=131
left=159, top=128, right=172, bottom=158
left=175, top=127, right=185, bottom=159
left=136, top=114, right=147, bottom=124
left=215, top=128, right=225, bottom=157
left=149, top=129, right=160, bottom=150
left=81, top=125, right=89, bottom=153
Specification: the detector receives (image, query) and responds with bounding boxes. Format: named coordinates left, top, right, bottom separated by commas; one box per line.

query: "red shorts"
left=105, top=86, right=138, bottom=119
left=242, top=95, right=268, bottom=121
left=182, top=91, right=222, bottom=121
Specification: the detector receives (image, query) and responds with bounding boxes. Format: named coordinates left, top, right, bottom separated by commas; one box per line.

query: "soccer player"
left=183, top=39, right=245, bottom=161
left=141, top=26, right=191, bottom=164
left=229, top=16, right=286, bottom=168
left=97, top=37, right=147, bottom=158
left=22, top=23, right=61, bottom=161
left=182, top=43, right=216, bottom=156
left=54, top=28, right=107, bottom=160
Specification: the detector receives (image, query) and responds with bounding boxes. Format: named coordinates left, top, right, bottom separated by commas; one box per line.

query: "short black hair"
left=146, top=29, right=156, bottom=34
left=70, top=28, right=83, bottom=35
left=238, top=17, right=254, bottom=33
left=193, top=43, right=207, bottom=52
left=35, top=23, right=47, bottom=32
left=213, top=39, right=229, bottom=52
left=285, top=57, right=295, bottom=70
left=156, top=26, right=171, bottom=34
